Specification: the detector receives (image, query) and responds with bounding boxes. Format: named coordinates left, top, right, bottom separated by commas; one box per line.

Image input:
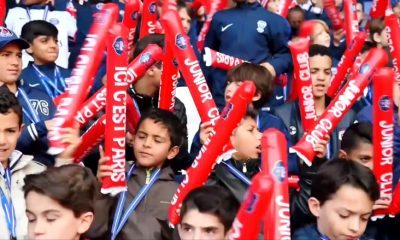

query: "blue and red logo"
left=131, top=11, right=139, bottom=20
left=113, top=37, right=124, bottom=55
left=140, top=52, right=151, bottom=64
left=175, top=34, right=187, bottom=50
left=246, top=193, right=259, bottom=213
left=359, top=64, right=370, bottom=74
left=149, top=2, right=157, bottom=14
left=221, top=103, right=233, bottom=120
left=379, top=95, right=391, bottom=112
left=272, top=160, right=286, bottom=182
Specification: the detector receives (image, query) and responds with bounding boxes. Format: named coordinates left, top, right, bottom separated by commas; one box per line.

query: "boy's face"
left=356, top=3, right=364, bottom=22
left=178, top=209, right=226, bottom=240
left=312, top=23, right=331, bottom=48
left=310, top=54, right=332, bottom=99
left=288, top=10, right=304, bottom=30
left=230, top=117, right=262, bottom=160
left=309, top=184, right=374, bottom=240
left=343, top=142, right=373, bottom=170
left=0, top=111, right=22, bottom=166
left=179, top=8, right=191, bottom=34
left=133, top=118, right=179, bottom=168
left=267, top=0, right=280, bottom=14
left=26, top=191, right=93, bottom=240
left=0, top=43, right=23, bottom=85
left=224, top=81, right=241, bottom=103
left=29, top=35, right=59, bottom=65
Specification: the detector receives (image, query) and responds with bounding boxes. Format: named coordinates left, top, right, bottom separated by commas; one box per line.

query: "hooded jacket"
left=0, top=151, right=46, bottom=240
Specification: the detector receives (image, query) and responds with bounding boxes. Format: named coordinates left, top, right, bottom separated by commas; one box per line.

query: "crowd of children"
left=0, top=0, right=400, bottom=239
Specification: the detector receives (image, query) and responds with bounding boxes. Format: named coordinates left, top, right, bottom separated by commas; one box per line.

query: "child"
left=20, top=20, right=70, bottom=99
left=90, top=109, right=186, bottom=240
left=177, top=185, right=240, bottom=240
left=0, top=26, right=59, bottom=166
left=274, top=44, right=355, bottom=161
left=339, top=122, right=373, bottom=169
left=293, top=159, right=380, bottom=239
left=191, top=63, right=294, bottom=172
left=128, top=34, right=189, bottom=173
left=23, top=164, right=97, bottom=240
left=5, top=0, right=77, bottom=68
left=339, top=122, right=399, bottom=240
left=369, top=17, right=388, bottom=48
left=207, top=108, right=262, bottom=203
left=0, top=87, right=46, bottom=240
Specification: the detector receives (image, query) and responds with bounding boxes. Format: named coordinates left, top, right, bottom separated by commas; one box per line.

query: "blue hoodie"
left=16, top=84, right=56, bottom=166
left=204, top=1, right=292, bottom=108
left=21, top=62, right=70, bottom=98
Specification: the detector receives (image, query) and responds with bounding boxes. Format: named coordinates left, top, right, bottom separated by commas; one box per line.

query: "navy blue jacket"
left=356, top=105, right=400, bottom=188
left=16, top=84, right=56, bottom=166
left=21, top=62, right=70, bottom=98
left=204, top=1, right=292, bottom=108
left=190, top=109, right=299, bottom=174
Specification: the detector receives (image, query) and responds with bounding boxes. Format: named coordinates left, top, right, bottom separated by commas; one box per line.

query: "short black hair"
left=311, top=158, right=380, bottom=206
left=369, top=17, right=385, bottom=47
left=24, top=165, right=98, bottom=217
left=227, top=63, right=274, bottom=110
left=0, top=85, right=22, bottom=125
left=309, top=44, right=332, bottom=60
left=180, top=185, right=240, bottom=233
left=133, top=34, right=165, bottom=59
left=136, top=108, right=186, bottom=149
left=340, top=122, right=372, bottom=153
left=20, top=20, right=58, bottom=44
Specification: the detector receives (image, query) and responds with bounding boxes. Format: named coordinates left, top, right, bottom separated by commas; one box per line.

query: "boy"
left=177, top=185, right=240, bottom=240
left=204, top=0, right=292, bottom=108
left=0, top=26, right=57, bottom=166
left=339, top=122, right=373, bottom=169
left=369, top=17, right=388, bottom=48
left=90, top=109, right=186, bottom=240
left=205, top=109, right=262, bottom=203
left=0, top=86, right=46, bottom=240
left=293, top=159, right=380, bottom=239
left=5, top=0, right=77, bottom=68
left=273, top=44, right=356, bottom=160
left=190, top=62, right=297, bottom=173
left=127, top=34, right=189, bottom=172
left=24, top=165, right=96, bottom=240
left=20, top=20, right=70, bottom=99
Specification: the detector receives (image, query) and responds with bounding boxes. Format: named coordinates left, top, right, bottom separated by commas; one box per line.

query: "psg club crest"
left=175, top=34, right=187, bottom=50
left=246, top=193, right=259, bottom=213
left=0, top=27, right=13, bottom=37
left=113, top=37, right=125, bottom=55
left=221, top=103, right=234, bottom=120
left=359, top=64, right=370, bottom=74
left=379, top=95, right=391, bottom=112
left=149, top=2, right=157, bottom=14
left=272, top=160, right=286, bottom=183
left=131, top=11, right=139, bottom=20
left=140, top=52, right=151, bottom=64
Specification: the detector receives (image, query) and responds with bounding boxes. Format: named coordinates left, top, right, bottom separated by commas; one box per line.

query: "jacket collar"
left=131, top=165, right=175, bottom=181
left=0, top=150, right=28, bottom=176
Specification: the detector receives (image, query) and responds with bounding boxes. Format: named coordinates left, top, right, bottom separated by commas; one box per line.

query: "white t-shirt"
left=5, top=7, right=77, bottom=69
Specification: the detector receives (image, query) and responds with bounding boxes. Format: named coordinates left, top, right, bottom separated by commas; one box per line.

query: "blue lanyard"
left=18, top=88, right=40, bottom=124
left=326, top=142, right=331, bottom=160
left=32, top=64, right=66, bottom=99
left=25, top=5, right=49, bottom=21
left=111, top=165, right=161, bottom=240
left=0, top=168, right=17, bottom=239
left=221, top=161, right=251, bottom=186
